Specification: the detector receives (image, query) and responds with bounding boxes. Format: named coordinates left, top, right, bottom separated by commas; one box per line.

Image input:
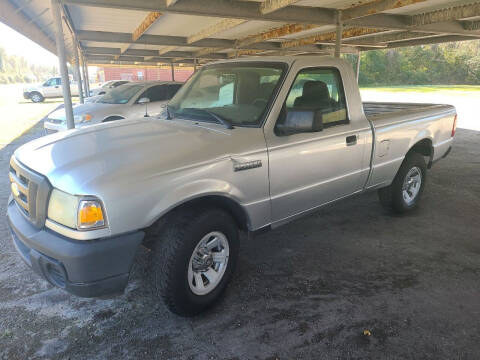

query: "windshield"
left=168, top=62, right=286, bottom=127
left=99, top=84, right=143, bottom=104
left=101, top=81, right=114, bottom=88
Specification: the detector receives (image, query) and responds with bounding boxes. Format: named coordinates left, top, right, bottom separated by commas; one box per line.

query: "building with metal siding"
left=98, top=66, right=194, bottom=82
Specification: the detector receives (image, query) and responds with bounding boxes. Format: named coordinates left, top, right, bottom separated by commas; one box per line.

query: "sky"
left=0, top=21, right=58, bottom=67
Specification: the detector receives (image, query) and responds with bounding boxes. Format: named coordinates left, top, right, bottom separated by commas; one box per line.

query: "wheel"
left=378, top=152, right=426, bottom=213
left=30, top=92, right=44, bottom=103
left=149, top=207, right=239, bottom=316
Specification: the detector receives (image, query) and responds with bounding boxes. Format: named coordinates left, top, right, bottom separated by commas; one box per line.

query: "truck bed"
left=363, top=102, right=445, bottom=118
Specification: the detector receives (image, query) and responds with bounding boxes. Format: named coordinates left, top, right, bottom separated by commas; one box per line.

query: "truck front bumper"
left=43, top=120, right=66, bottom=133
left=7, top=199, right=144, bottom=298
left=23, top=92, right=30, bottom=100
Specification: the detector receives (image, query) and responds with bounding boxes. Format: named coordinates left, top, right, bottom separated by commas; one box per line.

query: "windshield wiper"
left=182, top=107, right=234, bottom=129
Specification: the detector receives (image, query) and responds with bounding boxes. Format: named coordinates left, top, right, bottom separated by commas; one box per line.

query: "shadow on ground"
left=0, top=124, right=479, bottom=360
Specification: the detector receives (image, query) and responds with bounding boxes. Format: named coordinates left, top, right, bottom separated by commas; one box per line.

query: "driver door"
left=265, top=66, right=370, bottom=222
left=43, top=78, right=61, bottom=97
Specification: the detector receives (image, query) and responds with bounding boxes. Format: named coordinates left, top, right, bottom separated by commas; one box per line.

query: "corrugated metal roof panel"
left=146, top=13, right=220, bottom=37
left=69, top=5, right=150, bottom=33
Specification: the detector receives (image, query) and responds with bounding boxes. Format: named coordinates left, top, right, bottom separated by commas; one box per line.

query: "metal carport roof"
left=1, top=0, right=479, bottom=129
left=2, top=0, right=480, bottom=67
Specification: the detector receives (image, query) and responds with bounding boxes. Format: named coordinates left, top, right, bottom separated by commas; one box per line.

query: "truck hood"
left=23, top=83, right=41, bottom=92
left=14, top=117, right=257, bottom=195
left=47, top=102, right=115, bottom=121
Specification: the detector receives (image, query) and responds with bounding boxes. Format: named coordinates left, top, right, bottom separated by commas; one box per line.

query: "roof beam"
left=343, top=30, right=439, bottom=45
left=158, top=46, right=178, bottom=55
left=84, top=47, right=229, bottom=59
left=348, top=14, right=480, bottom=36
left=77, top=30, right=282, bottom=50
left=259, top=0, right=301, bottom=15
left=342, top=0, right=428, bottom=21
left=387, top=34, right=478, bottom=48
left=0, top=0, right=56, bottom=54
left=187, top=18, right=245, bottom=44
left=345, top=31, right=438, bottom=45
left=236, top=23, right=318, bottom=48
left=87, top=56, right=196, bottom=65
left=132, top=11, right=162, bottom=41
left=410, top=3, right=480, bottom=27
left=280, top=27, right=385, bottom=49
left=165, top=0, right=180, bottom=6
left=64, top=0, right=336, bottom=25
left=88, top=55, right=146, bottom=62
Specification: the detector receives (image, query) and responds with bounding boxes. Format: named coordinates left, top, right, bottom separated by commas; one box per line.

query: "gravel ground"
left=0, top=122, right=479, bottom=360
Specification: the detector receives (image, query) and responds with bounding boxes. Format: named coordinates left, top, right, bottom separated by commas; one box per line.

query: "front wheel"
left=378, top=152, right=426, bottom=213
left=30, top=92, right=44, bottom=103
left=149, top=208, right=239, bottom=316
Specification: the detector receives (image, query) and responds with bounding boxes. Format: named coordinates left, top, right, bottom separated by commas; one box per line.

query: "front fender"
left=145, top=178, right=247, bottom=227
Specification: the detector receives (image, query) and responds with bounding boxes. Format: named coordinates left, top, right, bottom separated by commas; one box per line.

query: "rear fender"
left=407, top=131, right=434, bottom=164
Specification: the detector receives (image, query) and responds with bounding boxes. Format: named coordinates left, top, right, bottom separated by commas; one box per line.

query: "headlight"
left=47, top=189, right=78, bottom=228
left=74, top=114, right=92, bottom=123
left=47, top=189, right=106, bottom=230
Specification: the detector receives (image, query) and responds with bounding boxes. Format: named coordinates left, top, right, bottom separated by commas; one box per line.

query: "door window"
left=43, top=78, right=57, bottom=86
left=140, top=85, right=169, bottom=102
left=167, top=84, right=182, bottom=99
left=281, top=68, right=348, bottom=131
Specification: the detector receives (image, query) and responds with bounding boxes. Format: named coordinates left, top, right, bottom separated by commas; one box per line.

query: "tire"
left=149, top=207, right=239, bottom=316
left=378, top=152, right=426, bottom=213
left=30, top=92, right=44, bottom=103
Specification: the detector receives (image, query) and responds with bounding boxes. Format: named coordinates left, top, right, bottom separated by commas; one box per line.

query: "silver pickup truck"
left=7, top=57, right=456, bottom=316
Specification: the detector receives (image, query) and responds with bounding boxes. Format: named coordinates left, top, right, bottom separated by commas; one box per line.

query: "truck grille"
left=9, top=156, right=51, bottom=228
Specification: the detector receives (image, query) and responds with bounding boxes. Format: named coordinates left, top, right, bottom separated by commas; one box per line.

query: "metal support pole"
left=194, top=58, right=197, bottom=73
left=171, top=63, right=175, bottom=81
left=356, top=52, right=361, bottom=83
left=335, top=11, right=342, bottom=58
left=80, top=56, right=87, bottom=97
left=84, top=60, right=90, bottom=96
left=82, top=59, right=89, bottom=97
left=74, top=44, right=84, bottom=104
left=51, top=0, right=74, bottom=129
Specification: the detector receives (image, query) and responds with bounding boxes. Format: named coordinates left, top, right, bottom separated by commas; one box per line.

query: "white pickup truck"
left=8, top=57, right=456, bottom=316
left=23, top=76, right=79, bottom=103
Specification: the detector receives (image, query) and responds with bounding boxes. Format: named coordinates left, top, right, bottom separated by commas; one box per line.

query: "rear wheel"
left=149, top=207, right=239, bottom=316
left=378, top=152, right=426, bottom=213
left=30, top=92, right=44, bottom=103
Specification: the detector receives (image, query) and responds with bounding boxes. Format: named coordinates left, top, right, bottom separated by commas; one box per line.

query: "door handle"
left=346, top=135, right=357, bottom=146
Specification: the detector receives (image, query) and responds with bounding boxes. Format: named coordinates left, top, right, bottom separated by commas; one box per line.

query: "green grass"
left=360, top=85, right=480, bottom=93
left=0, top=83, right=79, bottom=146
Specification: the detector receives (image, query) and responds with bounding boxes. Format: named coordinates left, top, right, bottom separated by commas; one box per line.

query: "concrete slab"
left=0, top=121, right=479, bottom=359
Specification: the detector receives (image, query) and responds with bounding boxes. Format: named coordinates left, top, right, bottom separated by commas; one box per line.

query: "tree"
left=0, top=46, right=58, bottom=84
left=343, top=40, right=480, bottom=86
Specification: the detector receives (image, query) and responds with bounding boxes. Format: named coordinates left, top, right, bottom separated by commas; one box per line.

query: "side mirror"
left=276, top=110, right=323, bottom=136
left=138, top=97, right=150, bottom=104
